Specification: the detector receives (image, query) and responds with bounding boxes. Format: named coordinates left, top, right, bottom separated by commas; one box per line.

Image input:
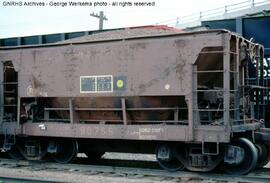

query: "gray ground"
left=0, top=152, right=199, bottom=183
left=0, top=153, right=269, bottom=183
left=102, top=152, right=156, bottom=161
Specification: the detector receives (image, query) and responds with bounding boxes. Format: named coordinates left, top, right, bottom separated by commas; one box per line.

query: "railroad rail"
left=0, top=157, right=269, bottom=183
left=0, top=177, right=57, bottom=183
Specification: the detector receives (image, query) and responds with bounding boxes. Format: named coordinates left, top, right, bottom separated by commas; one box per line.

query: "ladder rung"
left=195, top=70, right=224, bottom=73
left=0, top=104, right=17, bottom=107
left=1, top=82, right=18, bottom=85
left=4, top=90, right=15, bottom=93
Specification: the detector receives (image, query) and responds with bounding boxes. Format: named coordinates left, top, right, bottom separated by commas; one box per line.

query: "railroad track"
left=0, top=157, right=270, bottom=183
left=0, top=176, right=57, bottom=183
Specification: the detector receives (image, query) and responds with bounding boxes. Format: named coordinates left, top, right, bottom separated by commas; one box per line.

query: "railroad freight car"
left=0, top=28, right=270, bottom=175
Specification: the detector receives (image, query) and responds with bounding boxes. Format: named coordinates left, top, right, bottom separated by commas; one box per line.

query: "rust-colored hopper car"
left=0, top=28, right=270, bottom=175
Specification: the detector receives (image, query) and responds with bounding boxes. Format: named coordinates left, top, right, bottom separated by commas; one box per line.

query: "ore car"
left=0, top=28, right=270, bottom=175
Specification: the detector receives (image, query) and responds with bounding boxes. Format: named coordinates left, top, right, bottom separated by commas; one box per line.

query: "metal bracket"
left=202, top=141, right=219, bottom=155
left=224, top=144, right=244, bottom=164
left=2, top=129, right=16, bottom=151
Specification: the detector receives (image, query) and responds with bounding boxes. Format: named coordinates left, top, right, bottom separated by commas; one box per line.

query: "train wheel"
left=53, top=139, right=78, bottom=163
left=85, top=152, right=105, bottom=162
left=255, top=143, right=270, bottom=168
left=155, top=144, right=184, bottom=172
left=174, top=145, right=223, bottom=172
left=23, top=140, right=48, bottom=161
left=0, top=152, right=9, bottom=158
left=222, top=138, right=258, bottom=175
left=7, top=145, right=24, bottom=160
